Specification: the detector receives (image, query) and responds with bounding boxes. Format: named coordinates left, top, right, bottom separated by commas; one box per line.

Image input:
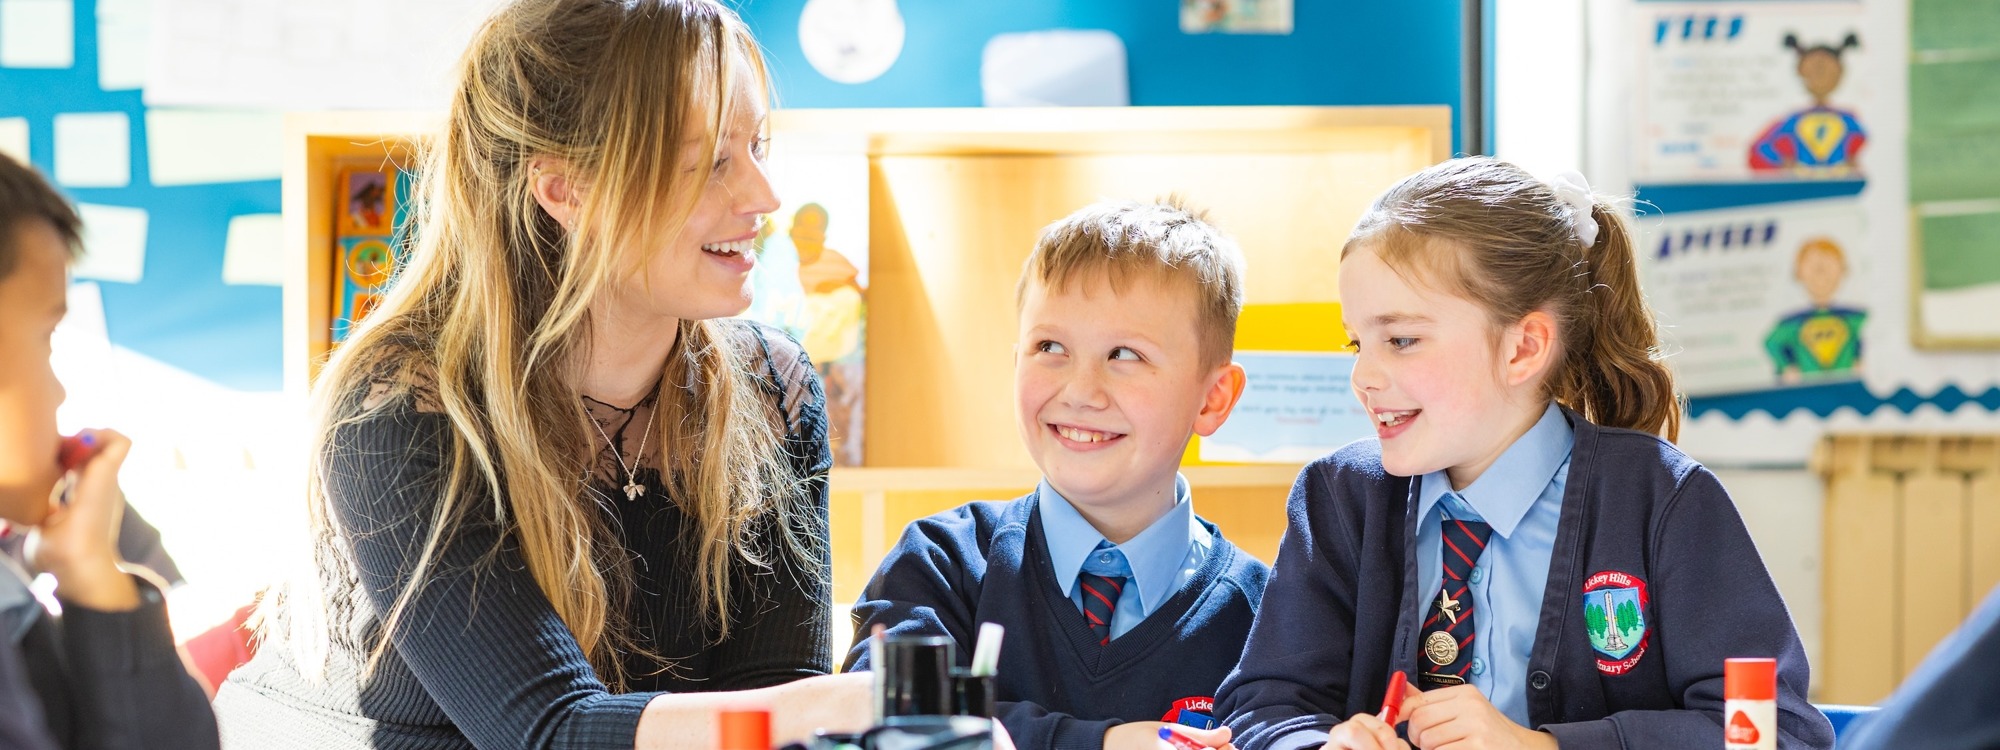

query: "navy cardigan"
left=1217, top=409, right=1834, bottom=750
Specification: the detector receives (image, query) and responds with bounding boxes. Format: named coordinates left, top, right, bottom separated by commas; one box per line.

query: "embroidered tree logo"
left=1616, top=600, right=1642, bottom=637
left=1586, top=602, right=1609, bottom=639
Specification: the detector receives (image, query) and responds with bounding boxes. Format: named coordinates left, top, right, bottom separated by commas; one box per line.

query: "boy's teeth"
left=1056, top=425, right=1116, bottom=444
left=701, top=239, right=753, bottom=256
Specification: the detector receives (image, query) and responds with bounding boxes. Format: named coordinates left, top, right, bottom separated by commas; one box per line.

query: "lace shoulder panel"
left=719, top=319, right=822, bottom=440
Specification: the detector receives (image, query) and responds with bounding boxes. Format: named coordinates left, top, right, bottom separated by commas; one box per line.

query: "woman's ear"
left=528, top=158, right=581, bottom=229
left=1504, top=309, right=1559, bottom=388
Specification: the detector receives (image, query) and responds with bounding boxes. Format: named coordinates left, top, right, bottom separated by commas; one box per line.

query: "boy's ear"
left=528, top=158, right=581, bottom=229
left=1192, top=361, right=1248, bottom=438
left=1504, top=310, right=1559, bottom=388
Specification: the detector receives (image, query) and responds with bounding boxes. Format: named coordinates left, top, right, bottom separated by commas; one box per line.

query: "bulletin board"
left=1589, top=0, right=2000, bottom=466
left=1908, top=0, right=2000, bottom=348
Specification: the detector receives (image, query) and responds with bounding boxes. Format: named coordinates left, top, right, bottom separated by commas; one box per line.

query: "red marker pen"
left=1377, top=670, right=1407, bottom=723
left=1158, top=727, right=1205, bottom=750
left=58, top=432, right=97, bottom=472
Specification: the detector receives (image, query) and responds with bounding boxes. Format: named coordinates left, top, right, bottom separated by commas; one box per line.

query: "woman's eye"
left=751, top=136, right=771, bottom=161
left=1109, top=347, right=1142, bottom=361
left=1037, top=341, right=1066, bottom=355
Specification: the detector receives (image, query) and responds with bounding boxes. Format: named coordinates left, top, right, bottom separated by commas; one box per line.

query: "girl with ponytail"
left=212, top=1, right=877, bottom=747
left=1216, top=157, right=1833, bottom=750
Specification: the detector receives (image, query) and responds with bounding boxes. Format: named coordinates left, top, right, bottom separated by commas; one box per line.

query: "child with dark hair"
left=0, top=153, right=218, bottom=748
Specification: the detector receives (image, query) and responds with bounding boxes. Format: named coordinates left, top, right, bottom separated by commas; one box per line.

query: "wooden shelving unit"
left=284, top=106, right=1451, bottom=605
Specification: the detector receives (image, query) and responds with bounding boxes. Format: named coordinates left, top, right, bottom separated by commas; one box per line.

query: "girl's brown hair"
left=265, top=0, right=815, bottom=689
left=1343, top=156, right=1681, bottom=441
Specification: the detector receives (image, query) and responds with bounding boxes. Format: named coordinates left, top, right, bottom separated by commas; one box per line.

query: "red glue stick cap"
left=1725, top=658, right=1776, bottom=701
left=717, top=708, right=770, bottom=750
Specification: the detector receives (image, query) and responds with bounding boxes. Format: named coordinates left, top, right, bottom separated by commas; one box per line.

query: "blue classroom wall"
left=0, top=0, right=282, bottom=391
left=0, top=0, right=1463, bottom=392
left=738, top=0, right=1464, bottom=129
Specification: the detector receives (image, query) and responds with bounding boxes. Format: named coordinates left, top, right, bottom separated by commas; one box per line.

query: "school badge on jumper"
left=1583, top=570, right=1650, bottom=675
left=1161, top=696, right=1219, bottom=730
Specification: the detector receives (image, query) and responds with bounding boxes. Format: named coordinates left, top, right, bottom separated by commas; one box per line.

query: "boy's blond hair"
left=1017, top=197, right=1246, bottom=368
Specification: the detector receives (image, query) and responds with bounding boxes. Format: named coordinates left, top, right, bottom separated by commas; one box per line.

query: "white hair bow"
left=1544, top=170, right=1599, bottom=249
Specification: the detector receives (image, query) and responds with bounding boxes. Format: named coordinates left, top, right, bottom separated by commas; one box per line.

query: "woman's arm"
left=329, top=413, right=657, bottom=748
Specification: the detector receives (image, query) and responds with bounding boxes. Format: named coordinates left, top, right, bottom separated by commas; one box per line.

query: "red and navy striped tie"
left=1418, top=514, right=1493, bottom=689
left=1079, top=572, right=1127, bottom=646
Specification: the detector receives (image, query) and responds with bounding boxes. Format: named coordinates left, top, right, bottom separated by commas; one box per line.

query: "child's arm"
left=1538, top=467, right=1834, bottom=750
left=841, top=511, right=986, bottom=672
left=1215, top=456, right=1376, bottom=750
left=33, top=429, right=221, bottom=749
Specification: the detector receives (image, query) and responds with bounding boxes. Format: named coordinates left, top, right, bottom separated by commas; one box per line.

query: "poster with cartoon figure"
left=1747, top=34, right=1866, bottom=177
left=1764, top=237, right=1867, bottom=383
left=739, top=152, right=869, bottom=466
left=1637, top=198, right=1869, bottom=396
left=1634, top=3, right=1869, bottom=183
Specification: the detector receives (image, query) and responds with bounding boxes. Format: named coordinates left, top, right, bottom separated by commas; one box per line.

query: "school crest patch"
left=1161, top=696, right=1218, bottom=730
left=1583, top=570, right=1650, bottom=675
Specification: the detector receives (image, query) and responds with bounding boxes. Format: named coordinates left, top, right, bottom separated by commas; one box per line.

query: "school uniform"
left=1216, top=405, right=1833, bottom=750
left=846, top=478, right=1270, bottom=750
left=0, top=553, right=219, bottom=750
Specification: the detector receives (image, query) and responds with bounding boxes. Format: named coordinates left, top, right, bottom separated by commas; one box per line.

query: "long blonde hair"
left=268, top=0, right=814, bottom=688
left=1344, top=157, right=1682, bottom=441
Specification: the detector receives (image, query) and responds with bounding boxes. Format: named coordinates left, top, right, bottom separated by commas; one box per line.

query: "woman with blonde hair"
left=212, top=0, right=870, bottom=746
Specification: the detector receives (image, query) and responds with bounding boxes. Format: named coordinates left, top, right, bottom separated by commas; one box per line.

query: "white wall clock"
left=798, top=0, right=904, bottom=84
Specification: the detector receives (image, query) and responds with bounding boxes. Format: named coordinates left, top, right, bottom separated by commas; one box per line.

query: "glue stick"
left=1724, top=658, right=1777, bottom=750
left=717, top=708, right=769, bottom=750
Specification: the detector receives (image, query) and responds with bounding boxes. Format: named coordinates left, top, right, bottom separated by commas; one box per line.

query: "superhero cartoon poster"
left=737, top=151, right=869, bottom=467
left=1638, top=198, right=1870, bottom=396
left=1633, top=3, right=1870, bottom=183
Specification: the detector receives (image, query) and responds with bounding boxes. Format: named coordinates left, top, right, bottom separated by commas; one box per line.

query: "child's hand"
left=28, top=428, right=139, bottom=612
left=1319, top=713, right=1409, bottom=750
left=1107, top=721, right=1235, bottom=750
left=1400, top=685, right=1557, bottom=750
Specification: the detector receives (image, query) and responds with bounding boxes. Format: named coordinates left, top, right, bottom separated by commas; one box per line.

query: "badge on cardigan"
left=1162, top=696, right=1219, bottom=730
left=1583, top=570, right=1650, bottom=675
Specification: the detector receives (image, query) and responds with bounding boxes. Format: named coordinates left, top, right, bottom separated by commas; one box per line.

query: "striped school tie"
left=1418, top=513, right=1493, bottom=689
left=1078, top=572, right=1127, bottom=646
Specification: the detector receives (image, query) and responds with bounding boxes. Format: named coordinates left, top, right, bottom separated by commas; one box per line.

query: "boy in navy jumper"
left=0, top=154, right=218, bottom=748
left=1215, top=159, right=1833, bottom=750
left=846, top=199, right=1270, bottom=750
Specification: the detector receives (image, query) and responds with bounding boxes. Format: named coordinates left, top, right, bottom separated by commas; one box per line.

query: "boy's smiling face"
left=0, top=219, right=71, bottom=524
left=1015, top=272, right=1242, bottom=532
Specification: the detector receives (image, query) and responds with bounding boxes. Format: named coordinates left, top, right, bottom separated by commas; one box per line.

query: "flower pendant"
left=624, top=481, right=644, bottom=501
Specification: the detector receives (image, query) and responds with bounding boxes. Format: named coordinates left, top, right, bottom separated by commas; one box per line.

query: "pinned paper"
left=221, top=213, right=282, bottom=285
left=53, top=112, right=131, bottom=188
left=144, top=109, right=283, bottom=185
left=95, top=0, right=151, bottom=90
left=981, top=30, right=1129, bottom=108
left=0, top=117, right=27, bottom=163
left=0, top=0, right=75, bottom=68
left=71, top=203, right=148, bottom=283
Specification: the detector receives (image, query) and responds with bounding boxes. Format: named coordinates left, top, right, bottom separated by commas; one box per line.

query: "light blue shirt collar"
left=1037, top=475, right=1209, bottom=616
left=1416, top=404, right=1573, bottom=539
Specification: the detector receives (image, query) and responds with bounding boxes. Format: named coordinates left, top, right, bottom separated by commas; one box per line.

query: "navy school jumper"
left=846, top=494, right=1270, bottom=750
left=1216, top=408, right=1834, bottom=750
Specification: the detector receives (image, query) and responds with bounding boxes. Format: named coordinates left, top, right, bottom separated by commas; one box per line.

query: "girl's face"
left=618, top=57, right=780, bottom=324
left=1339, top=243, right=1547, bottom=486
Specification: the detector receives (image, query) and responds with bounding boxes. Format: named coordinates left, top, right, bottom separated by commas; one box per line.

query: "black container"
left=876, top=634, right=955, bottom=720
left=953, top=670, right=995, bottom=719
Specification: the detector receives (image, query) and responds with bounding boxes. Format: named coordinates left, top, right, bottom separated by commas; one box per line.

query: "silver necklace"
left=586, top=401, right=655, bottom=501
